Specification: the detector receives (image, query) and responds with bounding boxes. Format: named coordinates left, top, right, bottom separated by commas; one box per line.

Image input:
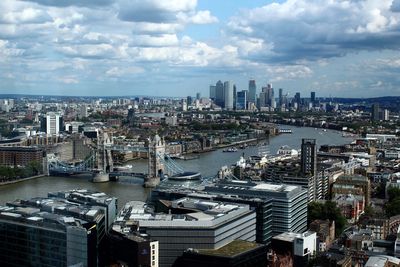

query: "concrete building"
left=259, top=84, right=274, bottom=110
left=110, top=201, right=159, bottom=267
left=209, top=85, right=216, bottom=101
left=372, top=103, right=380, bottom=121
left=223, top=81, right=234, bottom=110
left=365, top=255, right=400, bottom=267
left=215, top=80, right=224, bottom=108
left=40, top=112, right=63, bottom=135
left=205, top=181, right=308, bottom=236
left=48, top=189, right=118, bottom=229
left=151, top=187, right=273, bottom=245
left=123, top=198, right=256, bottom=267
left=271, top=231, right=317, bottom=267
left=0, top=204, right=100, bottom=266
left=236, top=90, right=247, bottom=110
left=248, top=79, right=256, bottom=104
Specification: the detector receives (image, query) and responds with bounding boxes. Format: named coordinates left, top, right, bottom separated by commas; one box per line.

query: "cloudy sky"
left=1, top=0, right=400, bottom=97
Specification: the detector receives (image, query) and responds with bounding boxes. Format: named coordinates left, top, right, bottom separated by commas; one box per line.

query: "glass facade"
left=0, top=220, right=67, bottom=267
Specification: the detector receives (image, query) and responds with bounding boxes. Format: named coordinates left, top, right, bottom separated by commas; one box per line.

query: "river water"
left=0, top=126, right=353, bottom=208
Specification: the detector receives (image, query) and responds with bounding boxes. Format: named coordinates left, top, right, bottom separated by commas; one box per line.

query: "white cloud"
left=132, top=22, right=183, bottom=34
left=178, top=10, right=218, bottom=24
left=130, top=34, right=179, bottom=47
left=118, top=0, right=197, bottom=23
left=58, top=76, right=79, bottom=84
left=2, top=8, right=52, bottom=24
left=106, top=66, right=144, bottom=77
left=267, top=65, right=313, bottom=82
left=57, top=44, right=117, bottom=59
left=227, top=0, right=400, bottom=63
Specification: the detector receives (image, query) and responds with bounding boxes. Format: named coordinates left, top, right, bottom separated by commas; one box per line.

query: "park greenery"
left=308, top=201, right=347, bottom=237
left=0, top=161, right=42, bottom=182
left=385, top=187, right=400, bottom=217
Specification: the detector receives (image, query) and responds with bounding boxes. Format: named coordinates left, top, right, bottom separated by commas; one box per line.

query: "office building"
left=378, top=108, right=390, bottom=121
left=40, top=112, right=63, bottom=135
left=196, top=92, right=201, bottom=100
left=371, top=103, right=380, bottom=121
left=224, top=81, right=234, bottom=110
left=0, top=206, right=98, bottom=267
left=311, top=91, right=316, bottom=105
left=205, top=181, right=308, bottom=237
left=124, top=198, right=256, bottom=267
left=215, top=80, right=224, bottom=107
left=236, top=90, right=247, bottom=110
left=278, top=88, right=283, bottom=108
left=79, top=104, right=88, bottom=118
left=151, top=187, right=273, bottom=245
left=248, top=80, right=256, bottom=104
left=259, top=84, right=274, bottom=110
left=181, top=100, right=187, bottom=111
left=186, top=96, right=193, bottom=106
left=209, top=85, right=216, bottom=100
left=109, top=201, right=159, bottom=267
left=294, top=92, right=301, bottom=108
left=48, top=189, right=118, bottom=229
left=233, top=84, right=237, bottom=109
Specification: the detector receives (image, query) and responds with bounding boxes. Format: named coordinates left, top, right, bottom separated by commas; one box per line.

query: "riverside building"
left=121, top=198, right=256, bottom=267
left=0, top=204, right=100, bottom=267
left=48, top=189, right=118, bottom=229
left=204, top=180, right=308, bottom=236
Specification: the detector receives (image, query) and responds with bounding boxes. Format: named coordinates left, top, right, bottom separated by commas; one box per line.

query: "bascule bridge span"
left=47, top=134, right=183, bottom=187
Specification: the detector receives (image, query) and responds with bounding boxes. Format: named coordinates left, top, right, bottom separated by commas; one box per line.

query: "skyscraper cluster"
left=210, top=80, right=319, bottom=112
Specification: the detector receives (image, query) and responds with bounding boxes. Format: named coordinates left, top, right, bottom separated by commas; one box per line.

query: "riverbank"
left=0, top=174, right=45, bottom=186
left=216, top=137, right=265, bottom=149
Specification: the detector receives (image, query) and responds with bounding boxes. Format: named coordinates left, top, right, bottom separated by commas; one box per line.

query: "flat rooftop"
left=48, top=189, right=116, bottom=205
left=0, top=205, right=87, bottom=230
left=113, top=198, right=251, bottom=230
left=196, top=240, right=262, bottom=257
left=252, top=183, right=298, bottom=192
left=273, top=231, right=316, bottom=242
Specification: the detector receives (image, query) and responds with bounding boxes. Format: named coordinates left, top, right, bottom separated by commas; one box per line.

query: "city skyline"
left=1, top=0, right=400, bottom=97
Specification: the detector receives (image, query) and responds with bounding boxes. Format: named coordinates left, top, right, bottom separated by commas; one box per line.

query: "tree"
left=385, top=186, right=400, bottom=216
left=308, top=201, right=347, bottom=237
left=387, top=187, right=400, bottom=201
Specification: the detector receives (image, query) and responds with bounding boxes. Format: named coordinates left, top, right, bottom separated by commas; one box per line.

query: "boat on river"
left=223, top=147, right=238, bottom=152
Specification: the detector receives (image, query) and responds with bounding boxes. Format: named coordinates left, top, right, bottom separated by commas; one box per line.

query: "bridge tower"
left=93, top=131, right=114, bottom=183
left=145, top=135, right=165, bottom=187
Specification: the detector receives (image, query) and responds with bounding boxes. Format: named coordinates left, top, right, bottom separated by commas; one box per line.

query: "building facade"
left=205, top=181, right=308, bottom=237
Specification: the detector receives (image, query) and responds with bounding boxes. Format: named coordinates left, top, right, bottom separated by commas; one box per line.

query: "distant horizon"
left=1, top=0, right=400, bottom=97
left=1, top=93, right=399, bottom=100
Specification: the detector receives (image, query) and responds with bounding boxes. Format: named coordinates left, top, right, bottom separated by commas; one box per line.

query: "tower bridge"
left=47, top=133, right=186, bottom=187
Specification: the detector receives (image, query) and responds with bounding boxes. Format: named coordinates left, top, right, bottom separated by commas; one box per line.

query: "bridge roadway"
left=108, top=171, right=147, bottom=180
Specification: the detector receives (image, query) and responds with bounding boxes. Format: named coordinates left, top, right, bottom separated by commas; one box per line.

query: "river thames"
left=0, top=126, right=354, bottom=208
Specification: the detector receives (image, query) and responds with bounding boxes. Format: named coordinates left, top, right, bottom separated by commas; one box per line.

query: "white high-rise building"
left=79, top=104, right=88, bottom=118
left=43, top=112, right=62, bottom=135
left=223, top=81, right=234, bottom=110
